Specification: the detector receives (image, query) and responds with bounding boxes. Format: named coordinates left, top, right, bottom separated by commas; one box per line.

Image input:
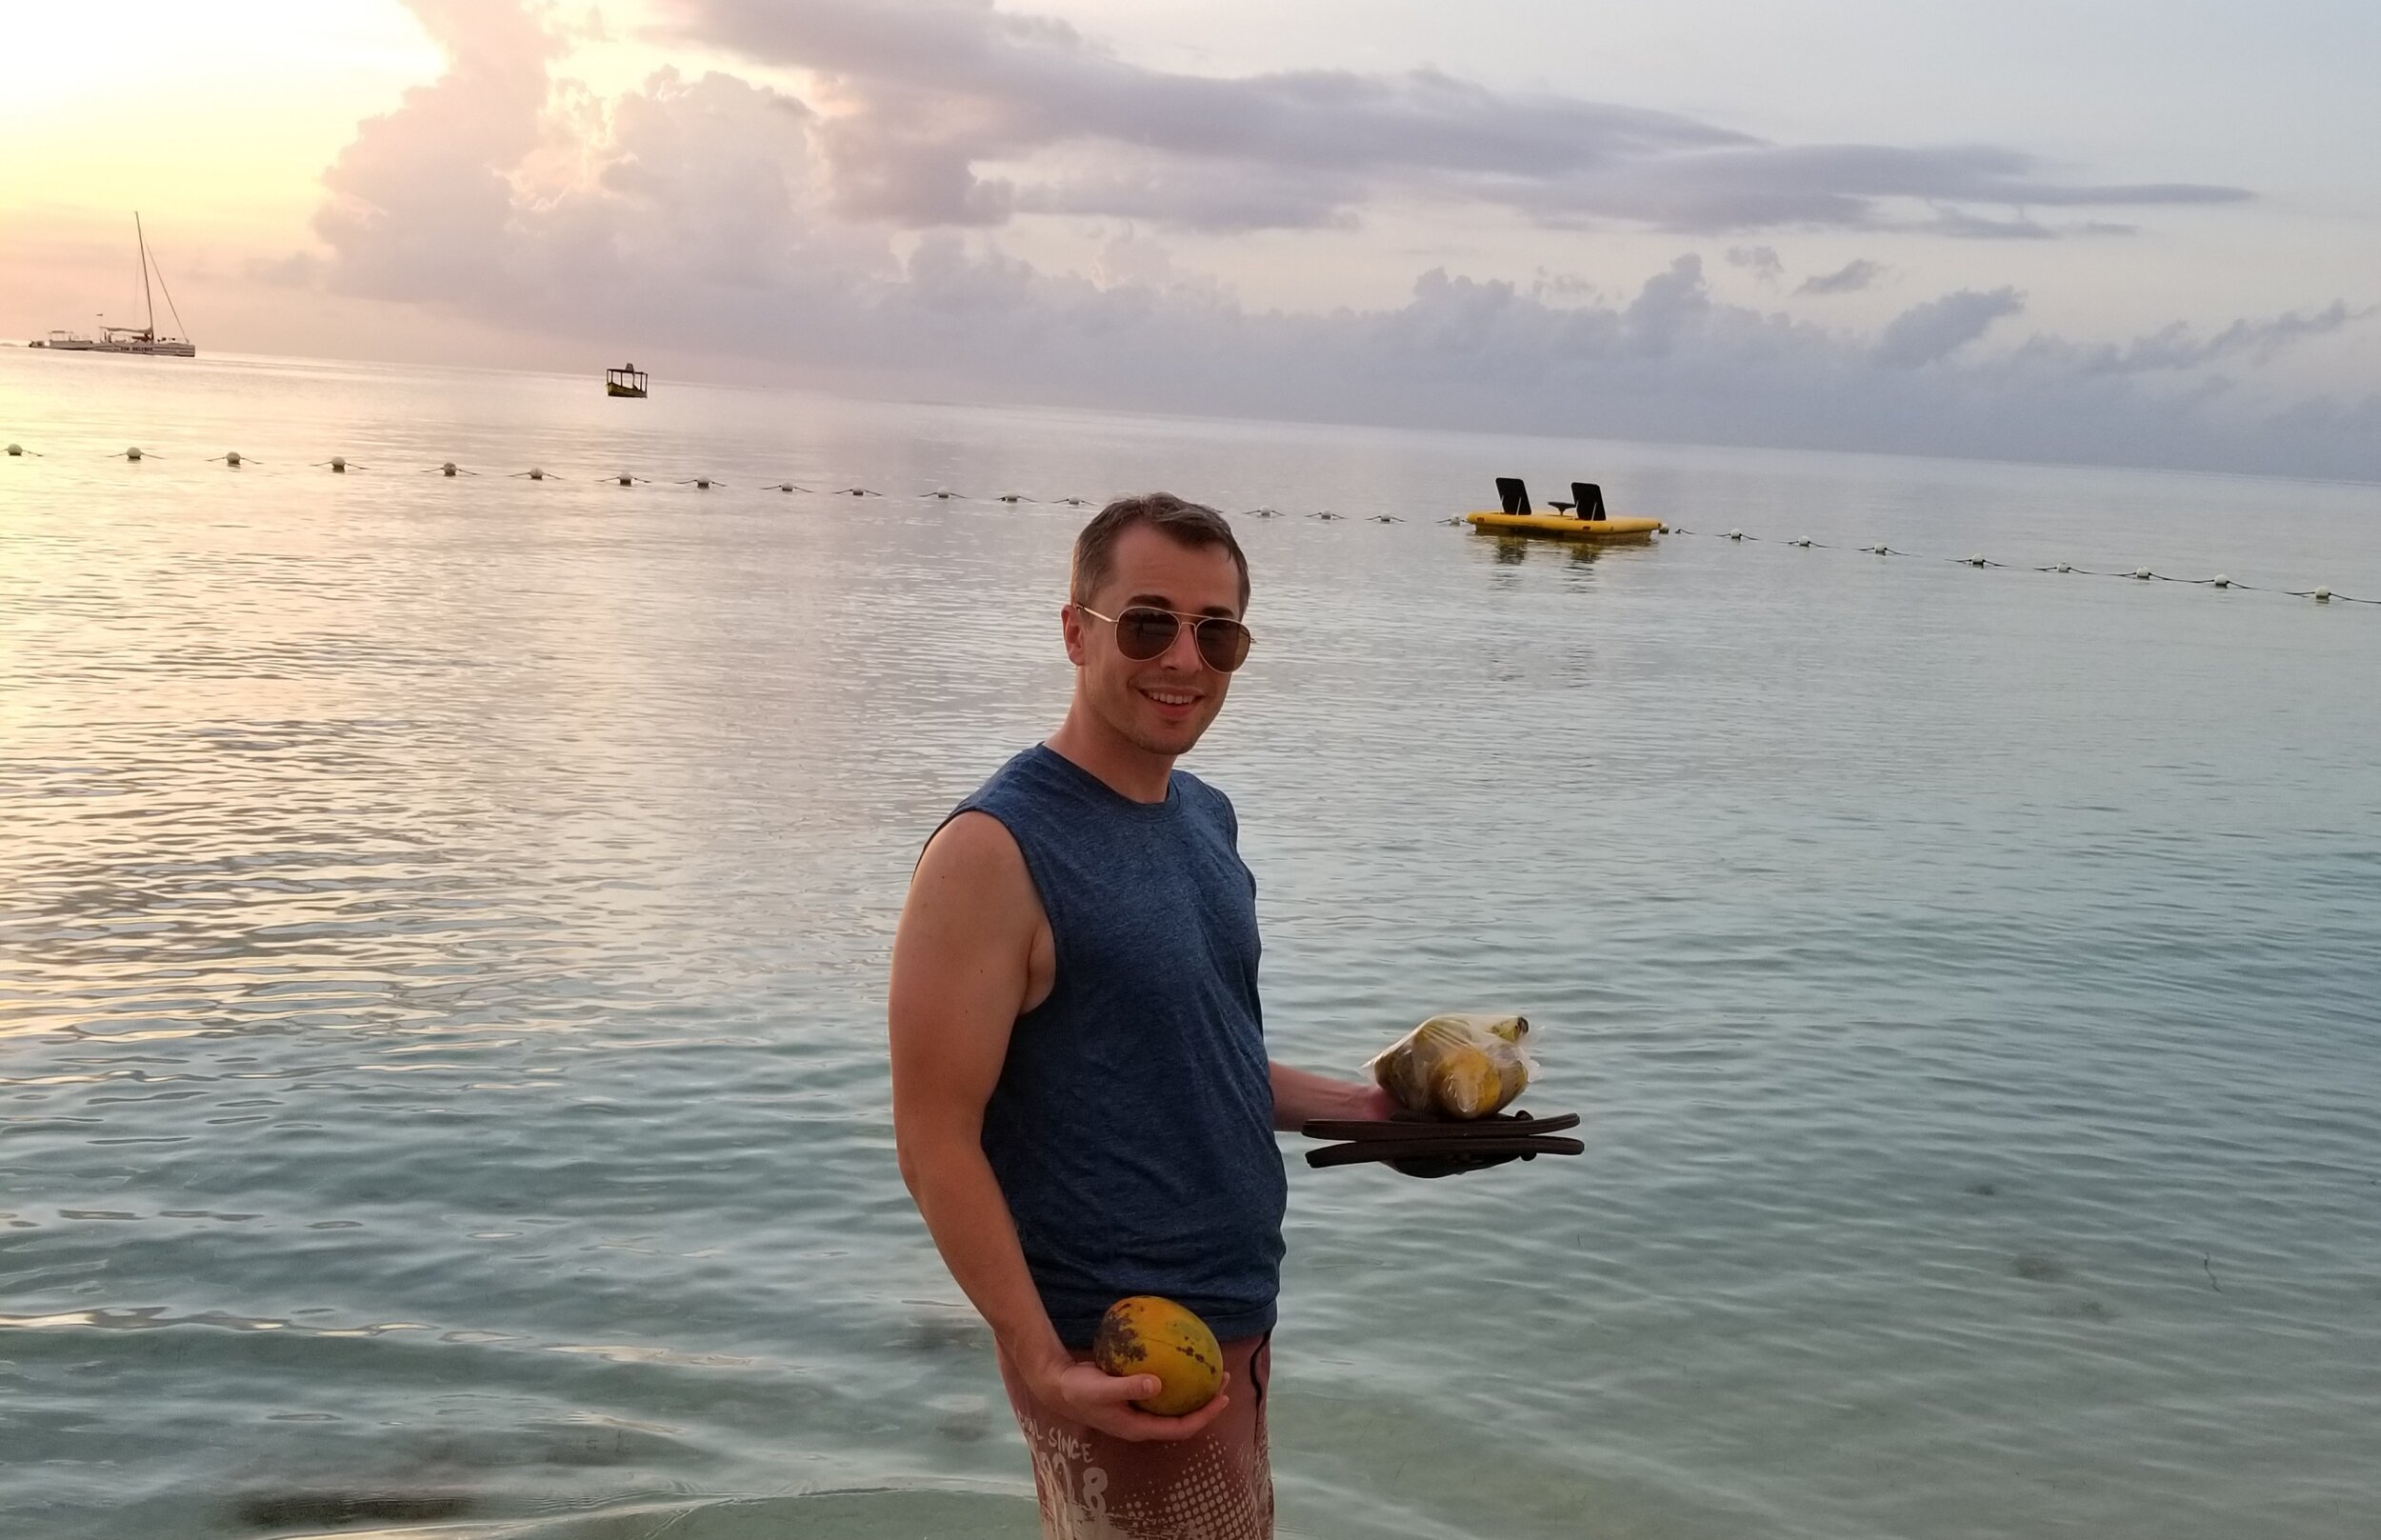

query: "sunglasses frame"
left=1074, top=603, right=1254, bottom=673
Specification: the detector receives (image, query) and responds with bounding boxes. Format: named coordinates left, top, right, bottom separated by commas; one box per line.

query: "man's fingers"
left=1054, top=1363, right=1237, bottom=1440
left=1167, top=1389, right=1231, bottom=1437
left=1073, top=1371, right=1163, bottom=1404
left=1095, top=1393, right=1231, bottom=1443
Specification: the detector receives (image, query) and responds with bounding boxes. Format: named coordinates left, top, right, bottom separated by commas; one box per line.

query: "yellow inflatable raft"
left=1466, top=478, right=1661, bottom=539
left=1466, top=510, right=1663, bottom=539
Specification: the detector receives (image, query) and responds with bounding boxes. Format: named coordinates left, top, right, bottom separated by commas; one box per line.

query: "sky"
left=6, top=0, right=2380, bottom=478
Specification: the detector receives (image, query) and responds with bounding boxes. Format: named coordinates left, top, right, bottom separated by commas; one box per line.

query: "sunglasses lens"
left=1114, top=608, right=1180, bottom=660
left=1197, top=619, right=1251, bottom=672
left=1103, top=607, right=1251, bottom=672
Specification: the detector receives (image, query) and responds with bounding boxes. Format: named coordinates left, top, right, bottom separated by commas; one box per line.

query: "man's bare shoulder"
left=897, top=810, right=1048, bottom=1012
left=910, top=812, right=1047, bottom=941
left=918, top=809, right=1029, bottom=885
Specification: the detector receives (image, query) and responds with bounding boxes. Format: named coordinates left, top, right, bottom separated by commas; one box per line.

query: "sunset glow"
left=5, top=0, right=2378, bottom=476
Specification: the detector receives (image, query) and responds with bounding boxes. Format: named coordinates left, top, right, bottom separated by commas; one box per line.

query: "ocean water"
left=3, top=347, right=2379, bottom=1540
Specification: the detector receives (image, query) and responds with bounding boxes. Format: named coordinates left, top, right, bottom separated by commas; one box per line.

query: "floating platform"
left=1466, top=510, right=1663, bottom=539
left=1467, top=476, right=1661, bottom=539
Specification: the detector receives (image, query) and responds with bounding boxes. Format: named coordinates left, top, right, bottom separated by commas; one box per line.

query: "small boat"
left=31, top=215, right=195, bottom=356
left=1465, top=478, right=1662, bottom=539
left=605, top=363, right=649, bottom=398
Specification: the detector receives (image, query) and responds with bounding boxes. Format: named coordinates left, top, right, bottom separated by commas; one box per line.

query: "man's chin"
left=1126, top=721, right=1208, bottom=757
left=1119, top=707, right=1214, bottom=758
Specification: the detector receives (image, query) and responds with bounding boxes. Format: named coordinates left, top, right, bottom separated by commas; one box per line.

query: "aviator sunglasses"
left=1075, top=604, right=1254, bottom=673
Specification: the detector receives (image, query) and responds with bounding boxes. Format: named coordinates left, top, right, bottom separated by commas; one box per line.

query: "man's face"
left=1064, top=524, right=1246, bottom=759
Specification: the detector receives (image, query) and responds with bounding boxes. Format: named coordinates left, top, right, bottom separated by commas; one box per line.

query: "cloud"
left=312, top=0, right=567, bottom=305
left=649, top=0, right=2248, bottom=236
left=285, top=0, right=2379, bottom=483
left=2021, top=301, right=2374, bottom=376
left=1798, top=259, right=1886, bottom=296
left=1874, top=288, right=2026, bottom=367
left=1726, top=246, right=1784, bottom=284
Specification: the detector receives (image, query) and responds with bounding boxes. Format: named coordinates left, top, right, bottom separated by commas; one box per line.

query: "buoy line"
left=18, top=445, right=2372, bottom=606
left=1665, top=527, right=2376, bottom=607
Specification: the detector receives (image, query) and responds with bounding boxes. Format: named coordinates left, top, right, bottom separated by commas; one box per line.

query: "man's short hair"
left=1070, top=493, right=1251, bottom=613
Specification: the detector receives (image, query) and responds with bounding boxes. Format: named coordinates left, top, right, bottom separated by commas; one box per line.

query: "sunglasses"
left=1076, top=604, right=1253, bottom=673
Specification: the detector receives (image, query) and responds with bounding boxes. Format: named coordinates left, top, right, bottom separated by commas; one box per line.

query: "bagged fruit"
left=1366, top=1013, right=1533, bottom=1120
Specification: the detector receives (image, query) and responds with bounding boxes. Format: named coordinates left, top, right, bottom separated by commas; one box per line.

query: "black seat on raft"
left=1495, top=477, right=1531, bottom=516
left=1571, top=482, right=1608, bottom=521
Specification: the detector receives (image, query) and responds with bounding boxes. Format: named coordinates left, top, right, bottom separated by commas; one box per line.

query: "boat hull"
left=31, top=337, right=192, bottom=356
left=605, top=382, right=648, bottom=398
left=1465, top=511, right=1663, bottom=539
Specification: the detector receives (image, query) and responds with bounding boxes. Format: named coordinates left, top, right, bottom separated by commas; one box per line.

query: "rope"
left=39, top=450, right=2380, bottom=606
left=150, top=246, right=190, bottom=343
left=1652, top=521, right=2368, bottom=602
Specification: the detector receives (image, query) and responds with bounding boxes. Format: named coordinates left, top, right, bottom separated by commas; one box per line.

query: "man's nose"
left=1158, top=620, right=1207, bottom=672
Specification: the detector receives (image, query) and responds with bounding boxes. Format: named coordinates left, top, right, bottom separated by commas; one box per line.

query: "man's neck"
left=1045, top=707, right=1175, bottom=805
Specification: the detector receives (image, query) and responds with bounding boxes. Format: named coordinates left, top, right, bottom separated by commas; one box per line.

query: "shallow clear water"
left=3, top=348, right=2379, bottom=1540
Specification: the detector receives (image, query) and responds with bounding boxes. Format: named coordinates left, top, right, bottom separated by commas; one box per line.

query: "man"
left=889, top=493, right=1393, bottom=1539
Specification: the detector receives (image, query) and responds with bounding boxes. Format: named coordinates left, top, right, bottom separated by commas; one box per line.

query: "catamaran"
left=29, top=213, right=195, bottom=357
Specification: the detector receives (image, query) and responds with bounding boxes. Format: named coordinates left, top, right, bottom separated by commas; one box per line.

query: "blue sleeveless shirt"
left=942, top=744, right=1285, bottom=1348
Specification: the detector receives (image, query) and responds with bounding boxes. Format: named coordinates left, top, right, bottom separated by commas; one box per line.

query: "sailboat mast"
left=137, top=212, right=155, bottom=340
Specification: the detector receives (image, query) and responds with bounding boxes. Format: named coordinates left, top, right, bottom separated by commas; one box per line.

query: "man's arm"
left=890, top=811, right=1230, bottom=1443
left=1269, top=1060, right=1397, bottom=1131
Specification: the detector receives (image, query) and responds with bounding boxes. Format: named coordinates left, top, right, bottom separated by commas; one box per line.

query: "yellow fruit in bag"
left=1368, top=1013, right=1533, bottom=1119
left=1429, top=1045, right=1503, bottom=1119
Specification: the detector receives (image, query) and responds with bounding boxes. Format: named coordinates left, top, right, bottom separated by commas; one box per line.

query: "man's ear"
left=1060, top=602, right=1089, bottom=667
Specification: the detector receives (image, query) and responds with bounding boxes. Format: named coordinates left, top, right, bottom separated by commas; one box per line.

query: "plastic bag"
left=1366, top=1013, right=1534, bottom=1120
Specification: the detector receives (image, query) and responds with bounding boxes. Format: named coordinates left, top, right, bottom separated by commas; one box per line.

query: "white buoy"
left=1728, top=529, right=1744, bottom=540
left=2055, top=563, right=2072, bottom=573
left=1868, top=543, right=1890, bottom=554
left=125, top=446, right=146, bottom=461
left=6, top=443, right=24, bottom=456
left=1791, top=537, right=1811, bottom=548
left=439, top=461, right=460, bottom=476
left=1964, top=554, right=1986, bottom=567
left=2132, top=568, right=2152, bottom=580
left=2211, top=575, right=2231, bottom=590
left=2314, top=587, right=2332, bottom=603
left=315, top=456, right=350, bottom=472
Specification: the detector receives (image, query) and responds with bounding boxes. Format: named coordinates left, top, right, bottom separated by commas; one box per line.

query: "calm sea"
left=3, top=348, right=2379, bottom=1540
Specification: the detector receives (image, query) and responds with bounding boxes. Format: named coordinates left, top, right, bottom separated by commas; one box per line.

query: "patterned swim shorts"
left=997, top=1334, right=1273, bottom=1540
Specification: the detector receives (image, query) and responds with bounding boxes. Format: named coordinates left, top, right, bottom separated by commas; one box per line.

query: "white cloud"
left=1725, top=245, right=1783, bottom=285
left=278, top=0, right=2381, bottom=481
left=1797, top=259, right=1886, bottom=296
left=650, top=0, right=2248, bottom=235
left=1874, top=288, right=2025, bottom=368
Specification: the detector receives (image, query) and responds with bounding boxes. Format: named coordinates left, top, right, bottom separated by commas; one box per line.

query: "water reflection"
left=6, top=350, right=2381, bottom=1539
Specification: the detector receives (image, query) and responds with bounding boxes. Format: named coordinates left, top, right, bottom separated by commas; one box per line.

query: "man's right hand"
left=1028, top=1357, right=1232, bottom=1443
